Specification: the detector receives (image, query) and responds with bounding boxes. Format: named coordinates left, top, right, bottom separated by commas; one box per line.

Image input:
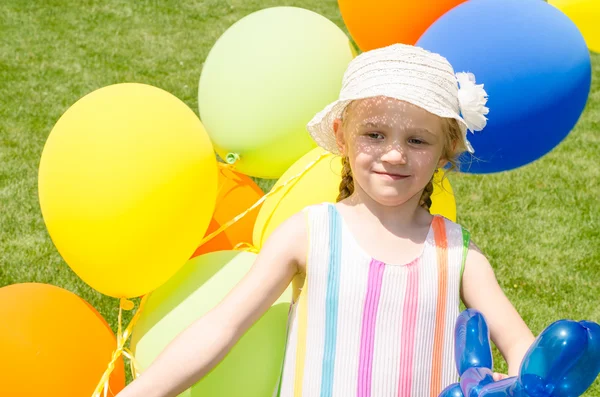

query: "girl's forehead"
left=346, top=97, right=442, bottom=130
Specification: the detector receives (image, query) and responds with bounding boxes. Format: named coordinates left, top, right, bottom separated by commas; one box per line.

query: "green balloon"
left=131, top=250, right=292, bottom=397
left=198, top=6, right=355, bottom=178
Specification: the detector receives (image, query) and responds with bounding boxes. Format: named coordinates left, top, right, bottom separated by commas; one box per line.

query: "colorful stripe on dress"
left=460, top=227, right=471, bottom=280
left=357, top=259, right=386, bottom=397
left=430, top=217, right=449, bottom=397
left=320, top=205, right=343, bottom=397
left=292, top=212, right=313, bottom=397
left=397, top=259, right=420, bottom=396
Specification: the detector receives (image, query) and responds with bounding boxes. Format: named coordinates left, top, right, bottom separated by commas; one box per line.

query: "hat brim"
left=306, top=99, right=352, bottom=155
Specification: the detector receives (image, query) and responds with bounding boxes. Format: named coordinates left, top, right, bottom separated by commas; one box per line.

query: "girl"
left=117, top=44, right=535, bottom=397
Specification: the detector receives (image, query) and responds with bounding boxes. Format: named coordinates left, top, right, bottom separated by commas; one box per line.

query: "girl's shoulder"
left=436, top=214, right=473, bottom=240
left=436, top=213, right=468, bottom=229
left=272, top=202, right=332, bottom=238
left=261, top=209, right=308, bottom=272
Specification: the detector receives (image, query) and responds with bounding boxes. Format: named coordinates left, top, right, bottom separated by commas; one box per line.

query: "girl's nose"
left=380, top=144, right=407, bottom=164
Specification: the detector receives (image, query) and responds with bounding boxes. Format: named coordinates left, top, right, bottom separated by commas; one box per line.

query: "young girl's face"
left=334, top=96, right=448, bottom=207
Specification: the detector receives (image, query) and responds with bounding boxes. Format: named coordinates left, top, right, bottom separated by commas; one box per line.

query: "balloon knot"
left=120, top=298, right=135, bottom=311
left=225, top=152, right=240, bottom=165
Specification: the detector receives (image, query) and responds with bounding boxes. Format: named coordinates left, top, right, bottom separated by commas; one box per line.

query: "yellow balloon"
left=253, top=148, right=342, bottom=248
left=550, top=0, right=600, bottom=53
left=253, top=148, right=457, bottom=248
left=430, top=168, right=457, bottom=223
left=38, top=83, right=218, bottom=298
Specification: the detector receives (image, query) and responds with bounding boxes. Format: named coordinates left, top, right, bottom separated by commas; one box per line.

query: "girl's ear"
left=437, top=137, right=458, bottom=169
left=437, top=156, right=449, bottom=169
left=333, top=118, right=346, bottom=155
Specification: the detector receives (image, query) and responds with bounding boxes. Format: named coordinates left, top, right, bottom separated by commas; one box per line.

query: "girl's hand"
left=492, top=372, right=509, bottom=381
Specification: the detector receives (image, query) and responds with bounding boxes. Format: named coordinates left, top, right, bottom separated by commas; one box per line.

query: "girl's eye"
left=366, top=132, right=384, bottom=140
left=409, top=138, right=426, bottom=145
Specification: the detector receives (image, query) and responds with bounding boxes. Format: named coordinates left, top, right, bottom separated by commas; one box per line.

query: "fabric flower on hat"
left=456, top=72, right=489, bottom=132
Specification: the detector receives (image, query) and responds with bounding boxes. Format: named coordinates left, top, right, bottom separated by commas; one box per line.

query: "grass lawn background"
left=1, top=0, right=598, bottom=393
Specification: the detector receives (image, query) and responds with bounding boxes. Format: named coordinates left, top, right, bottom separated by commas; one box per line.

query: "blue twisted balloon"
left=455, top=309, right=493, bottom=376
left=552, top=321, right=600, bottom=396
left=440, top=383, right=466, bottom=397
left=518, top=320, right=600, bottom=397
left=440, top=310, right=600, bottom=397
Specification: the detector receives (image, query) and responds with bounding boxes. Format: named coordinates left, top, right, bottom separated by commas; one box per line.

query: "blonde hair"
left=336, top=103, right=467, bottom=212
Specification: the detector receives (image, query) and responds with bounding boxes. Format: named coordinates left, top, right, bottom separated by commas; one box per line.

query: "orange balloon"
left=191, top=218, right=235, bottom=258
left=0, top=283, right=125, bottom=397
left=191, top=164, right=264, bottom=257
left=338, top=0, right=467, bottom=51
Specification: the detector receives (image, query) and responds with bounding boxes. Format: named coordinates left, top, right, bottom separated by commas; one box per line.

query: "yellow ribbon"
left=232, top=241, right=260, bottom=253
left=122, top=347, right=142, bottom=380
left=92, top=296, right=148, bottom=397
left=196, top=151, right=329, bottom=249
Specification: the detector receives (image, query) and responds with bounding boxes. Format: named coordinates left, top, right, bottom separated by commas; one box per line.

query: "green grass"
left=1, top=0, right=599, bottom=394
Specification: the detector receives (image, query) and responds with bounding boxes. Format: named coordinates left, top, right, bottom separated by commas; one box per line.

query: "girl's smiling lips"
left=372, top=170, right=411, bottom=180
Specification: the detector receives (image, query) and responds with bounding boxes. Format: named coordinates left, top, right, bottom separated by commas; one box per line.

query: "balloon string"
left=92, top=295, right=148, bottom=397
left=122, top=348, right=142, bottom=380
left=197, top=150, right=330, bottom=248
left=219, top=163, right=245, bottom=184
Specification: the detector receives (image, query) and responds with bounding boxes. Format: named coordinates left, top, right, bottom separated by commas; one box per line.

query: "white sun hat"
left=306, top=43, right=489, bottom=154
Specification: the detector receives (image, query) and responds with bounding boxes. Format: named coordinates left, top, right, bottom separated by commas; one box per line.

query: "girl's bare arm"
left=460, top=241, right=535, bottom=377
left=116, top=211, right=307, bottom=397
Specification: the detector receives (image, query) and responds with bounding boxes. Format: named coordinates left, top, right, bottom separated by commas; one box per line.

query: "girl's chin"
left=367, top=189, right=415, bottom=206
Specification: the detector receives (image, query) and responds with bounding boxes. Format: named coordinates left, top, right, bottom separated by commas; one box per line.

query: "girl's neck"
left=342, top=184, right=431, bottom=233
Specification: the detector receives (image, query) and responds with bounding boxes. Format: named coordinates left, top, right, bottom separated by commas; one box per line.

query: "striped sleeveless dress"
left=276, top=202, right=471, bottom=397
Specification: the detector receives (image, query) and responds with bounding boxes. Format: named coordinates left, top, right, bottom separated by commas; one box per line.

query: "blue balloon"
left=440, top=383, right=465, bottom=397
left=520, top=320, right=600, bottom=397
left=461, top=367, right=495, bottom=397
left=479, top=378, right=525, bottom=397
left=455, top=309, right=493, bottom=376
left=553, top=321, right=600, bottom=396
left=417, top=0, right=591, bottom=174
left=519, top=320, right=589, bottom=395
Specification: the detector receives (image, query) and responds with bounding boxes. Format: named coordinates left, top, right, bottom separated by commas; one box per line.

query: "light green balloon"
left=130, top=250, right=292, bottom=397
left=198, top=6, right=355, bottom=178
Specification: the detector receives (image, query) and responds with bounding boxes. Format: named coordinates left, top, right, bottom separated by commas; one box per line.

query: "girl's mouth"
left=373, top=171, right=410, bottom=180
